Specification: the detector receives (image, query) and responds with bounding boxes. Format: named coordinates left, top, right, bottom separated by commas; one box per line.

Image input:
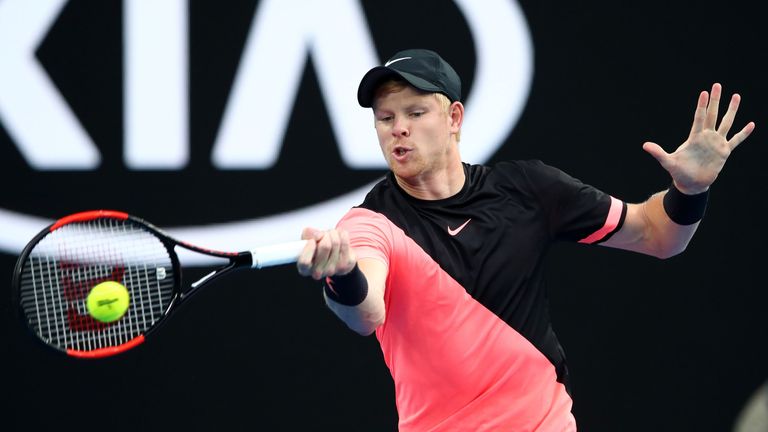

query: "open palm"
left=643, top=83, right=755, bottom=195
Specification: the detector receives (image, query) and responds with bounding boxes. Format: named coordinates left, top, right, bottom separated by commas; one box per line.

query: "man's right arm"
left=297, top=228, right=387, bottom=335
left=323, top=257, right=386, bottom=335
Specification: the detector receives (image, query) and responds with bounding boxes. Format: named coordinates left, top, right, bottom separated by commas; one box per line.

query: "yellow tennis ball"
left=87, top=281, right=130, bottom=323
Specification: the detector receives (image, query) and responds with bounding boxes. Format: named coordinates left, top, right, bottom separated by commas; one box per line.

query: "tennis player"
left=297, top=49, right=755, bottom=431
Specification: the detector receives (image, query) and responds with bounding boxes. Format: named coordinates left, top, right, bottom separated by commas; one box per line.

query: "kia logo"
left=0, top=0, right=533, bottom=264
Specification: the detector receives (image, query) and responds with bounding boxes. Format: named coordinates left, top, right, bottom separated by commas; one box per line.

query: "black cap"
left=357, top=49, right=462, bottom=108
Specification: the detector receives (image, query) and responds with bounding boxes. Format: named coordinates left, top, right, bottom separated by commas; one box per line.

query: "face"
left=372, top=86, right=458, bottom=182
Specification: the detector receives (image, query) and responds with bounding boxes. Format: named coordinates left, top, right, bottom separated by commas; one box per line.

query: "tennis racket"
left=13, top=210, right=307, bottom=359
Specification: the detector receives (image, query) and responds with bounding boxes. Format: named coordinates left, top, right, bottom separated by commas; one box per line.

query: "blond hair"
left=373, top=79, right=461, bottom=141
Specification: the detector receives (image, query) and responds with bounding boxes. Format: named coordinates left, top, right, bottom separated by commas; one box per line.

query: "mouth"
left=392, top=146, right=411, bottom=159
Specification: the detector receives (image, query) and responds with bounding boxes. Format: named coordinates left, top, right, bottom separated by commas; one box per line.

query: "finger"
left=317, top=230, right=342, bottom=278
left=717, top=93, right=741, bottom=137
left=312, top=233, right=332, bottom=280
left=642, top=142, right=673, bottom=172
left=689, top=90, right=709, bottom=135
left=704, top=83, right=722, bottom=130
left=301, top=226, right=319, bottom=240
left=296, top=239, right=317, bottom=277
left=727, top=121, right=756, bottom=151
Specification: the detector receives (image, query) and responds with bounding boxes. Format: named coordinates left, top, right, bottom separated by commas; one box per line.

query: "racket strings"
left=19, top=218, right=175, bottom=353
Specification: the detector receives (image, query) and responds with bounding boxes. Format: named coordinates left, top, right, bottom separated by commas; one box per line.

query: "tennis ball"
left=86, top=281, right=130, bottom=323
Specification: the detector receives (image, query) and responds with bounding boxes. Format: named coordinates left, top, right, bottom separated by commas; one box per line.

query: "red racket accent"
left=51, top=210, right=129, bottom=231
left=179, top=241, right=239, bottom=257
left=67, top=335, right=145, bottom=359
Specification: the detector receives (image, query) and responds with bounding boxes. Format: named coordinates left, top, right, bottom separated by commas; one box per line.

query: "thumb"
left=642, top=142, right=672, bottom=171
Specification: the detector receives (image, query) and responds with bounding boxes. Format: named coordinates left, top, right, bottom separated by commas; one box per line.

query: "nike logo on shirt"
left=447, top=218, right=472, bottom=236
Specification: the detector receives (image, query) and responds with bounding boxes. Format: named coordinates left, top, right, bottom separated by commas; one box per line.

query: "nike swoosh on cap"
left=384, top=56, right=412, bottom=67
left=447, top=218, right=472, bottom=236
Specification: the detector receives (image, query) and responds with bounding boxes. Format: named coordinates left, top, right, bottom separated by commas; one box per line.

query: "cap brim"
left=357, top=67, right=444, bottom=108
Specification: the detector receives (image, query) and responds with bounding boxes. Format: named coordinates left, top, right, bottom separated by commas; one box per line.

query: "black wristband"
left=323, top=264, right=368, bottom=306
left=662, top=183, right=708, bottom=225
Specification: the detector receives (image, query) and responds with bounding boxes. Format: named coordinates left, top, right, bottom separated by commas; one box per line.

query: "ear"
left=448, top=101, right=464, bottom=133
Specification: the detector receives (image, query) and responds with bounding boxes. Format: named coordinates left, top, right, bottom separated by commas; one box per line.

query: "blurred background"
left=3, top=1, right=766, bottom=431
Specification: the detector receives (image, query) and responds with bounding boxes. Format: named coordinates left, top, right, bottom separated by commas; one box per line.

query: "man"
left=296, top=49, right=755, bottom=431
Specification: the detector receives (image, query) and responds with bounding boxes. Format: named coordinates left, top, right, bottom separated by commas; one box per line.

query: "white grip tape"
left=250, top=240, right=308, bottom=269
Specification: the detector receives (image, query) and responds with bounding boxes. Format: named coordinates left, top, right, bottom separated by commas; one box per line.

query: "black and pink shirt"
left=337, top=160, right=626, bottom=431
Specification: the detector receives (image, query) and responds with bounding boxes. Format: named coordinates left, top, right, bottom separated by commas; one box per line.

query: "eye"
left=410, top=111, right=424, bottom=118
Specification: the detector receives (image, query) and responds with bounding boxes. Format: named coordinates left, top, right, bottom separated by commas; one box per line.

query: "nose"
left=392, top=117, right=409, bottom=138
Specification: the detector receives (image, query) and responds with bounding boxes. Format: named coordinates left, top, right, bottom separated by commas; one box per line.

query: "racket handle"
left=250, top=240, right=308, bottom=269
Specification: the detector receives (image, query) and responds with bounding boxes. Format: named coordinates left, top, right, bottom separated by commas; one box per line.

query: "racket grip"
left=250, top=240, right=308, bottom=269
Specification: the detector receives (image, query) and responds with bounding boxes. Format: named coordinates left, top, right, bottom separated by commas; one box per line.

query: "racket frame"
left=13, top=210, right=292, bottom=359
